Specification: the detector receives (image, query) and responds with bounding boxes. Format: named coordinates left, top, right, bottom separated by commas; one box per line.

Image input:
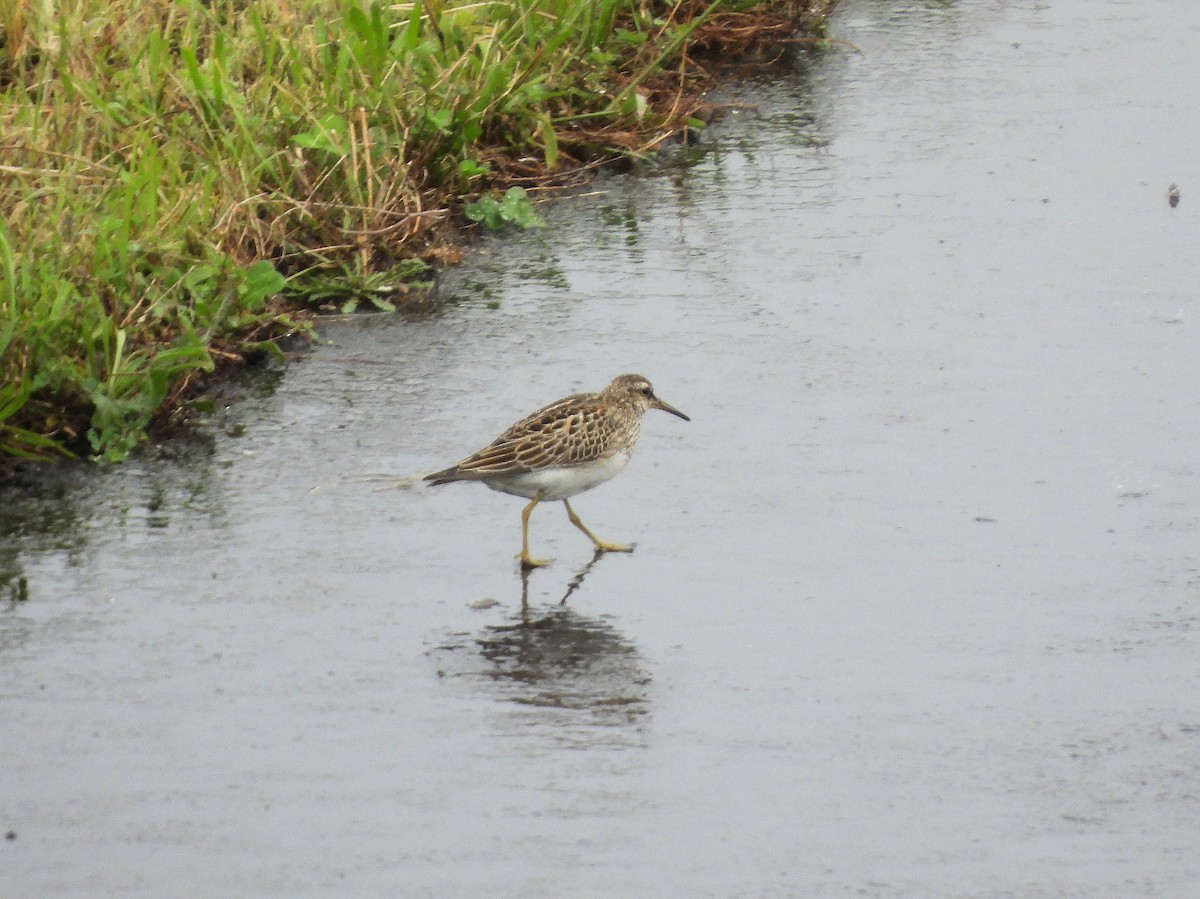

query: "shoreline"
left=0, top=0, right=837, bottom=477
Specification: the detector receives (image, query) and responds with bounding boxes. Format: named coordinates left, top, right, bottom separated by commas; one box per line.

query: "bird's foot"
left=593, top=540, right=635, bottom=554
left=518, top=552, right=554, bottom=570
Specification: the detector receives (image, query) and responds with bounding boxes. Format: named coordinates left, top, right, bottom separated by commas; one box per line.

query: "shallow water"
left=5, top=1, right=1200, bottom=896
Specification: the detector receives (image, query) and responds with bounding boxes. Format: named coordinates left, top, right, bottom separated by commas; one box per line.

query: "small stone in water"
left=468, top=597, right=500, bottom=610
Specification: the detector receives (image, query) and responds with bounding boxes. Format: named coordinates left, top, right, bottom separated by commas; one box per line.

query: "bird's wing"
left=446, top=393, right=626, bottom=477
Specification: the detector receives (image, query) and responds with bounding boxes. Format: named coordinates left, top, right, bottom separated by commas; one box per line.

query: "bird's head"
left=606, top=374, right=690, bottom=421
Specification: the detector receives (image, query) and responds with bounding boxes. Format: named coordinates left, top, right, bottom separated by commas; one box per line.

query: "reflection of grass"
left=1, top=0, right=833, bottom=466
left=4, top=574, right=28, bottom=605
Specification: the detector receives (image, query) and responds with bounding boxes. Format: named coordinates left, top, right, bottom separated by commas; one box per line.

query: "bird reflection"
left=476, top=603, right=649, bottom=730
left=432, top=554, right=651, bottom=741
left=520, top=548, right=605, bottom=607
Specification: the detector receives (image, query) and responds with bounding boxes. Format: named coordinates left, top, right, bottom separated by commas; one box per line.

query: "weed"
left=465, top=188, right=546, bottom=231
left=284, top=260, right=434, bottom=315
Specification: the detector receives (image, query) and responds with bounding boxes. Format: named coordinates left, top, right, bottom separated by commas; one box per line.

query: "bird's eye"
left=640, top=386, right=653, bottom=396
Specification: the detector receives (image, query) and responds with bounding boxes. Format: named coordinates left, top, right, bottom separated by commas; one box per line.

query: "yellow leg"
left=518, top=498, right=553, bottom=568
left=563, top=499, right=633, bottom=554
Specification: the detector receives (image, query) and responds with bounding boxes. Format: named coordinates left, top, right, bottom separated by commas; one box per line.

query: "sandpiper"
left=426, top=374, right=690, bottom=568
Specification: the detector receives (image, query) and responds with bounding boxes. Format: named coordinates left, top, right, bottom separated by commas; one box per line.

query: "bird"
left=425, top=374, right=690, bottom=568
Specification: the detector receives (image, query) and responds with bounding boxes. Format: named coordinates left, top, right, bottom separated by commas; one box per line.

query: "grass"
left=0, top=0, right=832, bottom=470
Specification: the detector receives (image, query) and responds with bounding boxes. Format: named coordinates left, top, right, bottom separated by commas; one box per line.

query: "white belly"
left=482, top=450, right=632, bottom=501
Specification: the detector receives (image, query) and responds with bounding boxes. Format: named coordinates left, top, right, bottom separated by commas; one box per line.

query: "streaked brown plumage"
left=426, top=374, right=690, bottom=568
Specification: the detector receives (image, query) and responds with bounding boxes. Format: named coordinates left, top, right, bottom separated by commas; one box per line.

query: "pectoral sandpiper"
left=425, top=374, right=690, bottom=568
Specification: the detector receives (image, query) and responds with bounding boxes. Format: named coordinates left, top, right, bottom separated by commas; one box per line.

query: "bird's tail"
left=424, top=467, right=464, bottom=486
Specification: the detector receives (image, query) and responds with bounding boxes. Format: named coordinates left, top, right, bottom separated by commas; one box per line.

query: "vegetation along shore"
left=0, top=0, right=835, bottom=476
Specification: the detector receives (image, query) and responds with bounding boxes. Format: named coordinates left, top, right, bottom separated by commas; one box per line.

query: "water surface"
left=5, top=1, right=1200, bottom=896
